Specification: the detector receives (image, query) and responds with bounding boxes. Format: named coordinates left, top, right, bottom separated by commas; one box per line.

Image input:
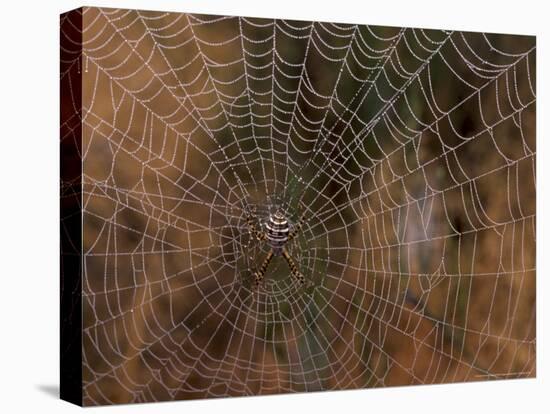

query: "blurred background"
left=62, top=6, right=535, bottom=405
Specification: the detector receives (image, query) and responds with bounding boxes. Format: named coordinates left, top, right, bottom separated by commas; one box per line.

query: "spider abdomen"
left=265, top=211, right=289, bottom=253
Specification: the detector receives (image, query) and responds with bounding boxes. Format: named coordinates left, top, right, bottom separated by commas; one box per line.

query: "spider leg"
left=288, top=215, right=304, bottom=242
left=282, top=248, right=306, bottom=286
left=253, top=249, right=274, bottom=288
left=288, top=202, right=307, bottom=242
left=246, top=207, right=266, bottom=241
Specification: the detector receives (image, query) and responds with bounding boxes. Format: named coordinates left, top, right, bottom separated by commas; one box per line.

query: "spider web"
left=60, top=7, right=536, bottom=405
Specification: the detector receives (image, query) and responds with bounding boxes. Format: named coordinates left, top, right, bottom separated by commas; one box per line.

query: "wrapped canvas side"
left=60, top=7, right=83, bottom=407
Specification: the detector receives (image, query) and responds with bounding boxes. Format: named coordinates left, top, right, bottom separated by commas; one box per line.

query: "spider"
left=245, top=206, right=307, bottom=288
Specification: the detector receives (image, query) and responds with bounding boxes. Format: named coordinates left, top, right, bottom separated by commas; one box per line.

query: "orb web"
left=60, top=7, right=536, bottom=405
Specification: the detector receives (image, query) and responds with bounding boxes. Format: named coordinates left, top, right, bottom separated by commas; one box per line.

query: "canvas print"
left=60, top=7, right=536, bottom=406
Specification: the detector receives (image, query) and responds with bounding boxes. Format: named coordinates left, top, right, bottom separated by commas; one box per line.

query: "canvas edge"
left=60, top=6, right=83, bottom=407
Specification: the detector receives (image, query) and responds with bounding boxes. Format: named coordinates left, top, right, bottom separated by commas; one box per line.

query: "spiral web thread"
left=60, top=7, right=536, bottom=405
